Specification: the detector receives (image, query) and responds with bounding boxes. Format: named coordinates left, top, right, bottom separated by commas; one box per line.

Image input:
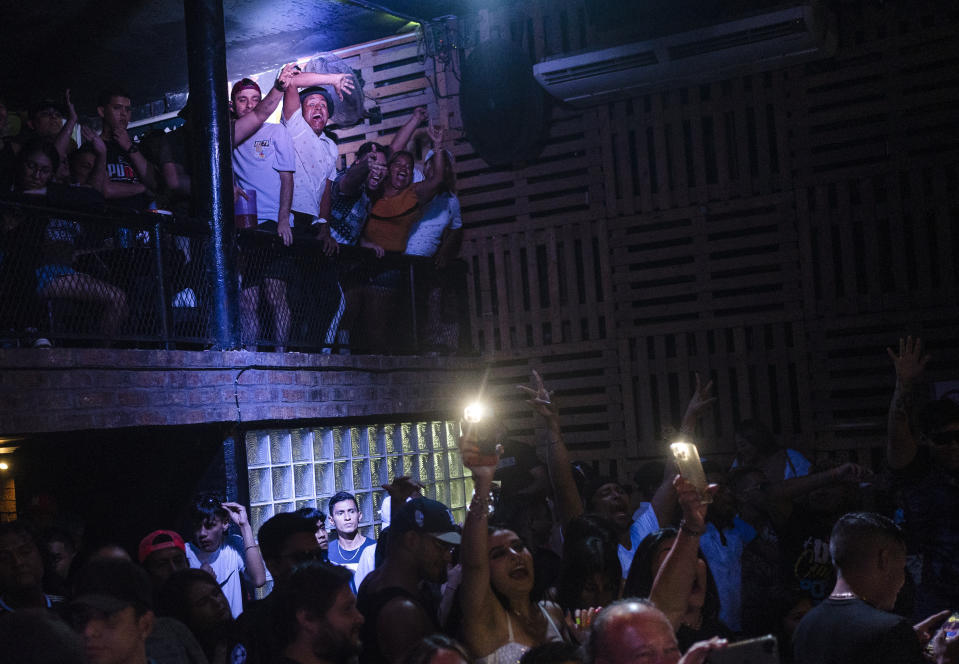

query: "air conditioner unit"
left=533, top=4, right=836, bottom=105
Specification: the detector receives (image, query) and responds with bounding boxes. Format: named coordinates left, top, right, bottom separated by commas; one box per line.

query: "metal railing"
left=0, top=197, right=470, bottom=354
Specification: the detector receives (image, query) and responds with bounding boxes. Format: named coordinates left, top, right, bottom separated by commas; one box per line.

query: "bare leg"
left=40, top=272, right=129, bottom=338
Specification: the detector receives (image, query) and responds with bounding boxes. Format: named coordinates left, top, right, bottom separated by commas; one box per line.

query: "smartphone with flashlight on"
left=459, top=401, right=500, bottom=466
left=670, top=441, right=712, bottom=504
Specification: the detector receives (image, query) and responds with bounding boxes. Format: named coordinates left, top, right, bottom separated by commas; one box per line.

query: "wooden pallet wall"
left=326, top=1, right=959, bottom=475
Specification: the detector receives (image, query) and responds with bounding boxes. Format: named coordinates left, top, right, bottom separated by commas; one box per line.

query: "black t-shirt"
left=104, top=139, right=151, bottom=210
left=793, top=597, right=923, bottom=664
left=356, top=584, right=438, bottom=664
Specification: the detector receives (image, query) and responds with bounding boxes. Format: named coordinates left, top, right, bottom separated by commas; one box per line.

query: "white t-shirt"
left=185, top=534, right=250, bottom=618
left=281, top=111, right=338, bottom=220
left=353, top=543, right=377, bottom=592
left=233, top=122, right=296, bottom=225
left=618, top=502, right=661, bottom=578
left=405, top=192, right=462, bottom=257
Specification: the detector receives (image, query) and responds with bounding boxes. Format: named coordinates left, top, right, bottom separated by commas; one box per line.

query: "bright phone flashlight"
left=463, top=402, right=487, bottom=423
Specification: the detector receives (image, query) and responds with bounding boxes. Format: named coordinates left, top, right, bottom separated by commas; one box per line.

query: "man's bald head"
left=585, top=599, right=682, bottom=664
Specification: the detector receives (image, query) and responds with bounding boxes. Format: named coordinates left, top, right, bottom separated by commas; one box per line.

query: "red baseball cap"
left=138, top=530, right=186, bottom=563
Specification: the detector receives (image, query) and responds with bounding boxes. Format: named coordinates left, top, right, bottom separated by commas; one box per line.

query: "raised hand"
left=684, top=373, right=716, bottom=422
left=64, top=88, right=78, bottom=122
left=565, top=606, right=602, bottom=644
left=382, top=475, right=423, bottom=502
left=516, top=369, right=558, bottom=422
left=457, top=421, right=501, bottom=478
left=81, top=126, right=106, bottom=155
left=113, top=126, right=133, bottom=152
left=331, top=73, right=355, bottom=100
left=886, top=336, right=930, bottom=385
left=221, top=501, right=250, bottom=527
left=277, top=63, right=297, bottom=90
left=411, top=106, right=429, bottom=124
left=674, top=475, right=715, bottom=532
left=427, top=123, right=444, bottom=146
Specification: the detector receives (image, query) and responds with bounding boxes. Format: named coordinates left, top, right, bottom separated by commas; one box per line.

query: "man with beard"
left=274, top=562, right=364, bottom=664
left=240, top=511, right=327, bottom=664
left=356, top=497, right=461, bottom=664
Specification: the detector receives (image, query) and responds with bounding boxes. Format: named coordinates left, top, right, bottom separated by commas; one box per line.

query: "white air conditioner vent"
left=539, top=50, right=659, bottom=86
left=534, top=4, right=836, bottom=106
left=668, top=18, right=809, bottom=60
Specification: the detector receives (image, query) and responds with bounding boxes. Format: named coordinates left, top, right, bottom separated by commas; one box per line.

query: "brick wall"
left=0, top=349, right=482, bottom=435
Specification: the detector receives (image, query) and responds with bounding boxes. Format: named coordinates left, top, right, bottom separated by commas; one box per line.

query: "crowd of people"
left=1, top=344, right=958, bottom=664
left=0, top=64, right=463, bottom=351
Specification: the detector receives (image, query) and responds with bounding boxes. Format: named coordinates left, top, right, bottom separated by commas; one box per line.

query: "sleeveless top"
left=474, top=602, right=566, bottom=664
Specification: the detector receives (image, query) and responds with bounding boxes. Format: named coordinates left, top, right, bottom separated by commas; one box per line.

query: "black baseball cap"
left=391, top=497, right=461, bottom=545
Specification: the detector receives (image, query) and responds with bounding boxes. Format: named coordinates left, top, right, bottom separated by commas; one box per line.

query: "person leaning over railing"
left=355, top=125, right=448, bottom=353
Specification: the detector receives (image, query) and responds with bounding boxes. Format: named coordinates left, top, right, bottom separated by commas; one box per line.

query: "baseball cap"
left=298, top=86, right=335, bottom=116
left=137, top=529, right=186, bottom=563
left=391, top=497, right=461, bottom=545
left=230, top=78, right=261, bottom=100
left=71, top=559, right=154, bottom=614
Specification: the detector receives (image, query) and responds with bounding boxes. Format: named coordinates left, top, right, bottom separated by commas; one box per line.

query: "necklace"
left=335, top=537, right=366, bottom=561
left=828, top=592, right=860, bottom=600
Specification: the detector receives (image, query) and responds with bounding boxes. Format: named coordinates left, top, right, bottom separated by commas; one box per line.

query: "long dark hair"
left=623, top=528, right=721, bottom=623
left=556, top=515, right=621, bottom=611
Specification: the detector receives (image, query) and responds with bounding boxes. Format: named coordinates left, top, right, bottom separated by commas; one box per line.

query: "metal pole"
left=184, top=0, right=240, bottom=349
left=151, top=221, right=173, bottom=349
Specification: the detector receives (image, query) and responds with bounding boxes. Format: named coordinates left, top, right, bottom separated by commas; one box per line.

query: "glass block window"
left=244, top=421, right=470, bottom=538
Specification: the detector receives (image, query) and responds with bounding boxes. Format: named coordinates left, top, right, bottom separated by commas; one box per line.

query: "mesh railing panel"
left=0, top=199, right=469, bottom=353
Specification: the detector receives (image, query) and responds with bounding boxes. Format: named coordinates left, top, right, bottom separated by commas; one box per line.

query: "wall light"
left=0, top=462, right=9, bottom=471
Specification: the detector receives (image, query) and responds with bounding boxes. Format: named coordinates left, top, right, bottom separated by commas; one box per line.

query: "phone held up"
left=460, top=401, right=501, bottom=467
left=670, top=441, right=713, bottom=504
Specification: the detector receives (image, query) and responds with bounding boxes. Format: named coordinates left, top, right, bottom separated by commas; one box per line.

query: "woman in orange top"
left=360, top=124, right=447, bottom=255
left=356, top=124, right=448, bottom=352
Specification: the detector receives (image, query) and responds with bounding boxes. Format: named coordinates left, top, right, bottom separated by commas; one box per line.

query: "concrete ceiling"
left=2, top=0, right=789, bottom=115
left=2, top=0, right=468, bottom=113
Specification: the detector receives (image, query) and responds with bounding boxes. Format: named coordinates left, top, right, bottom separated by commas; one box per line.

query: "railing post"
left=151, top=222, right=173, bottom=349
left=184, top=0, right=240, bottom=349
left=408, top=259, right=419, bottom=352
